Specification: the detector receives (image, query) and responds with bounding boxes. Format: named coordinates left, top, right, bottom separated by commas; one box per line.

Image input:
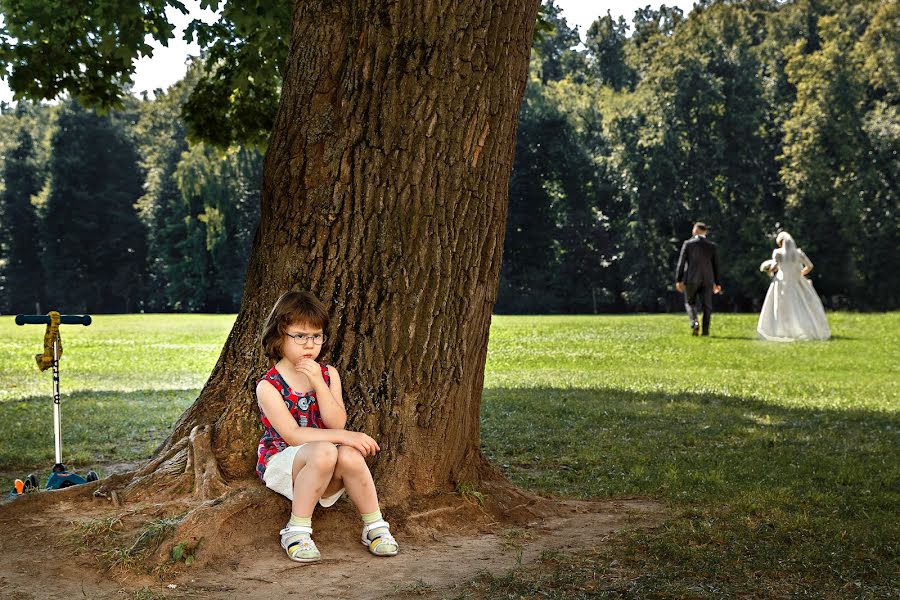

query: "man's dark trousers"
left=676, top=234, right=720, bottom=335
left=684, top=282, right=713, bottom=335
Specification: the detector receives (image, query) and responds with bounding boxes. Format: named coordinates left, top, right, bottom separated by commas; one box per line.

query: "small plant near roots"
left=499, top=527, right=535, bottom=551
left=455, top=481, right=486, bottom=506
left=131, top=516, right=183, bottom=557
left=71, top=515, right=134, bottom=571
left=71, top=513, right=185, bottom=572
left=130, top=587, right=166, bottom=600
left=73, top=515, right=125, bottom=547
left=170, top=539, right=199, bottom=566
left=395, top=579, right=435, bottom=596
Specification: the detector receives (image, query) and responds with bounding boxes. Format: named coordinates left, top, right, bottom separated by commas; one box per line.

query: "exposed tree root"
left=185, top=425, right=229, bottom=500
left=148, top=485, right=281, bottom=567
left=5, top=438, right=553, bottom=575
left=93, top=425, right=228, bottom=505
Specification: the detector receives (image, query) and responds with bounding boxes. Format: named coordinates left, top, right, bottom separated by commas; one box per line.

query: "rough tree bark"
left=104, top=0, right=541, bottom=510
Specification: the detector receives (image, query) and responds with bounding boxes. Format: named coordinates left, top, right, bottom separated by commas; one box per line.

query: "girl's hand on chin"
left=295, top=358, right=324, bottom=383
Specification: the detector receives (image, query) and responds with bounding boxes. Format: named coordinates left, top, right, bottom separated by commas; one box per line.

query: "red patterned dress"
left=256, top=364, right=330, bottom=481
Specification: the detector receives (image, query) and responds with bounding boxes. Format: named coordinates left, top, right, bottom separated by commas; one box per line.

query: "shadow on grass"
left=479, top=386, right=899, bottom=597
left=704, top=334, right=856, bottom=341
left=481, top=385, right=898, bottom=507
left=0, top=389, right=200, bottom=477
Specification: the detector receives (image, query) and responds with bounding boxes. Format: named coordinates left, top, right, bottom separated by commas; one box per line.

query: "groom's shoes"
left=691, top=322, right=700, bottom=336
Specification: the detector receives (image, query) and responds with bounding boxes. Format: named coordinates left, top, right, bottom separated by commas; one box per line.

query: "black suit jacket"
left=676, top=235, right=720, bottom=286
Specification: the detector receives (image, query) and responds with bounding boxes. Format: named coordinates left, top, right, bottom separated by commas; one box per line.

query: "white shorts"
left=262, top=444, right=345, bottom=506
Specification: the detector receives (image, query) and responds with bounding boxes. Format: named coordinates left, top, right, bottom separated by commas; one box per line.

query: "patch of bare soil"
left=0, top=482, right=665, bottom=600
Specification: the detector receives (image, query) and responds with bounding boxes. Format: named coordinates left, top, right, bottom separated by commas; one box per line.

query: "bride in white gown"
left=757, top=232, right=831, bottom=341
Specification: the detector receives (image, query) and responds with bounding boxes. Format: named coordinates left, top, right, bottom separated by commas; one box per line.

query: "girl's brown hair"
left=261, top=290, right=330, bottom=362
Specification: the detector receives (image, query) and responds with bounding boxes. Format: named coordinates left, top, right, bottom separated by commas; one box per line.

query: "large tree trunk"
left=113, top=0, right=540, bottom=508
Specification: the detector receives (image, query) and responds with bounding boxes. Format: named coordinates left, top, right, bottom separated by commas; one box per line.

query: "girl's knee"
left=304, top=442, right=338, bottom=470
left=336, top=445, right=367, bottom=472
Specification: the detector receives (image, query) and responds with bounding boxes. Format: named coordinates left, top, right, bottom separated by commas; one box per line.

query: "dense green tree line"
left=1, top=0, right=896, bottom=314
left=0, top=61, right=261, bottom=313
left=498, top=0, right=896, bottom=313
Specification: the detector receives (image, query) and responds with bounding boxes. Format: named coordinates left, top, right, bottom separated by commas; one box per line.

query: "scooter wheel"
left=86, top=470, right=99, bottom=482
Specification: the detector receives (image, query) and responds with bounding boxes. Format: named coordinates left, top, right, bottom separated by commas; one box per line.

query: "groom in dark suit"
left=675, top=222, right=721, bottom=336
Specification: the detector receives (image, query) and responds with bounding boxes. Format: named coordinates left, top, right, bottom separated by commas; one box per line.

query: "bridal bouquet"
left=759, top=259, right=777, bottom=275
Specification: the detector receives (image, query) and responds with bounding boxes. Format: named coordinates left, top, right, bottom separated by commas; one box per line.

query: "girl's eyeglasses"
left=286, top=333, right=327, bottom=345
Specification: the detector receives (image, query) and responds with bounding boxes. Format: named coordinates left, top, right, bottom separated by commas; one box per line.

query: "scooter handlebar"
left=15, top=314, right=92, bottom=326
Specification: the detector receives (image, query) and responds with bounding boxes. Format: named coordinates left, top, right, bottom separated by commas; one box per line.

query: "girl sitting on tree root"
left=256, top=290, right=399, bottom=562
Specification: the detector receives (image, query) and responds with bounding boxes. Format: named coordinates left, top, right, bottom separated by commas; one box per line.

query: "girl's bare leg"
left=331, top=446, right=398, bottom=555
left=290, top=441, right=338, bottom=516
left=331, top=445, right=379, bottom=513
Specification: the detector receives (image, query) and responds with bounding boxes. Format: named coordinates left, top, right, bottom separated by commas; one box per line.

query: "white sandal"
left=361, top=520, right=399, bottom=556
left=280, top=525, right=321, bottom=563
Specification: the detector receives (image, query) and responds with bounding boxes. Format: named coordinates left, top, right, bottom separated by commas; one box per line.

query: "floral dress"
left=256, top=364, right=330, bottom=481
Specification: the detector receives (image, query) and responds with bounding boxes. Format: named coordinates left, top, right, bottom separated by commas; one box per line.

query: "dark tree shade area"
left=41, top=102, right=147, bottom=312
left=0, top=62, right=262, bottom=314
left=0, top=113, right=44, bottom=313
left=1, top=0, right=897, bottom=314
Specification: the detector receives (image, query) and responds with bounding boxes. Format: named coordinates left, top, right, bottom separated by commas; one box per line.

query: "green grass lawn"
left=1, top=312, right=897, bottom=598
left=0, top=315, right=234, bottom=471
left=479, top=313, right=899, bottom=598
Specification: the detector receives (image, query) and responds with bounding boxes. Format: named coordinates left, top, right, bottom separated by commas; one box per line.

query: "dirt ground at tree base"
left=0, top=486, right=665, bottom=600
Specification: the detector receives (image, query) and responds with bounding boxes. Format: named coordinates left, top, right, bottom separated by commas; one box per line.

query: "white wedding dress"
left=757, top=233, right=831, bottom=341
